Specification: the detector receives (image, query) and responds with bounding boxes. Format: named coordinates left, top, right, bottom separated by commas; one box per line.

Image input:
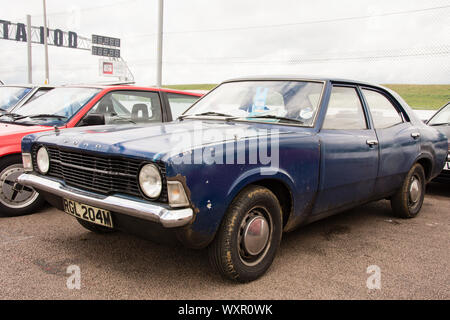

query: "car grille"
left=32, top=145, right=168, bottom=202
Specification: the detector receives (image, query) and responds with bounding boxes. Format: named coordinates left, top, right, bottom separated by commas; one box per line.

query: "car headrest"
left=131, top=103, right=149, bottom=122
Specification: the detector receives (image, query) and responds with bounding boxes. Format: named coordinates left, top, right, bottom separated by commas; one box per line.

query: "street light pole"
left=26, top=15, right=32, bottom=84
left=42, top=0, right=49, bottom=84
left=156, top=0, right=164, bottom=87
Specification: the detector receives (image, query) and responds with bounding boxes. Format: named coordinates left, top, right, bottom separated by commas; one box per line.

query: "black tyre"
left=76, top=218, right=116, bottom=234
left=391, top=163, right=426, bottom=218
left=208, top=185, right=283, bottom=282
left=0, top=155, right=46, bottom=217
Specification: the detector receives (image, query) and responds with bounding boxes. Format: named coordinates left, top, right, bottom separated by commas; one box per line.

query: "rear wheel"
left=76, top=218, right=116, bottom=234
left=0, top=155, right=45, bottom=217
left=391, top=163, right=426, bottom=218
left=208, top=185, right=282, bottom=282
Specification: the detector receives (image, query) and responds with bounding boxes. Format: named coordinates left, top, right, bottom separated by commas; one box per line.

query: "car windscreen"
left=428, top=103, right=450, bottom=126
left=0, top=86, right=32, bottom=111
left=13, top=87, right=101, bottom=126
left=183, top=81, right=324, bottom=126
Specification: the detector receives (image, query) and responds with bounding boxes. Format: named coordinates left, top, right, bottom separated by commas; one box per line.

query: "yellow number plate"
left=63, top=199, right=113, bottom=228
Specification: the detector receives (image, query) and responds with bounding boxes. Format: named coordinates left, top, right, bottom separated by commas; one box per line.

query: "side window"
left=322, top=86, right=367, bottom=130
left=87, top=91, right=162, bottom=124
left=362, top=89, right=403, bottom=129
left=167, top=93, right=200, bottom=119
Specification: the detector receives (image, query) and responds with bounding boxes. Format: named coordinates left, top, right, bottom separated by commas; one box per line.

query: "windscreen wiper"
left=26, top=114, right=68, bottom=119
left=11, top=114, right=68, bottom=122
left=0, top=112, right=24, bottom=119
left=429, top=122, right=449, bottom=126
left=178, top=111, right=237, bottom=120
left=244, top=115, right=304, bottom=124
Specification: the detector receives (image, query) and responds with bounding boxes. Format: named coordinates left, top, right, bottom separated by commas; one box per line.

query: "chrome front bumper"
left=18, top=174, right=193, bottom=228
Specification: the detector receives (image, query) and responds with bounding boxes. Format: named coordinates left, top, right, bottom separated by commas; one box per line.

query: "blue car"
left=19, top=77, right=448, bottom=282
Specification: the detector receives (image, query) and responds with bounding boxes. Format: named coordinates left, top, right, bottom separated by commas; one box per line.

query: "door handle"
left=366, top=139, right=379, bottom=146
left=411, top=132, right=421, bottom=139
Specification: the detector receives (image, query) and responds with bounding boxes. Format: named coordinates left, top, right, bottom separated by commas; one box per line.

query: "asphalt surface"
left=0, top=182, right=448, bottom=300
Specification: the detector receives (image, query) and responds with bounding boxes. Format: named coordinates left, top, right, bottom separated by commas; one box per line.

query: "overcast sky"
left=0, top=0, right=449, bottom=85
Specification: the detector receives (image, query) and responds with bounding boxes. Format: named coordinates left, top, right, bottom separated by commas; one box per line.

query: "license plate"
left=63, top=199, right=113, bottom=228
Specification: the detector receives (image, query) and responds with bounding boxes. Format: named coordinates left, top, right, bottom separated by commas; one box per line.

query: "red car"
left=0, top=85, right=202, bottom=216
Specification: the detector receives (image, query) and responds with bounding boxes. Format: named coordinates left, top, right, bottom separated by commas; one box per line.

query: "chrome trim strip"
left=18, top=174, right=193, bottom=228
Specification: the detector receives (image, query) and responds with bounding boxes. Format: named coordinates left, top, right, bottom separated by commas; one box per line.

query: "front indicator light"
left=167, top=181, right=190, bottom=207
left=22, top=153, right=33, bottom=172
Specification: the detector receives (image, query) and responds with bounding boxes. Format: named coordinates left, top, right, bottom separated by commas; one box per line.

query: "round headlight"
left=139, top=164, right=162, bottom=199
left=36, top=147, right=50, bottom=174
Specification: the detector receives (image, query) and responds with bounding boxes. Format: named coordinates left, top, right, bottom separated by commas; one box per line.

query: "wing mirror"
left=81, top=113, right=106, bottom=126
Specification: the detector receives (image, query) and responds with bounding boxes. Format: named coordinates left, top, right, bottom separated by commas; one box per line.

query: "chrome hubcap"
left=238, top=207, right=273, bottom=266
left=409, top=176, right=421, bottom=204
left=243, top=216, right=270, bottom=256
left=0, top=164, right=38, bottom=209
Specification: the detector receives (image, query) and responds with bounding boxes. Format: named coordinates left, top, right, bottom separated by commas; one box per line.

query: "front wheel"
left=208, top=185, right=283, bottom=282
left=391, top=163, right=426, bottom=218
left=0, top=156, right=45, bottom=217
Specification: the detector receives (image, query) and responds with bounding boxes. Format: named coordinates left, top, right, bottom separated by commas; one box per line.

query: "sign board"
left=99, top=59, right=126, bottom=77
left=92, top=46, right=120, bottom=58
left=92, top=34, right=120, bottom=47
left=91, top=34, right=121, bottom=58
left=0, top=18, right=87, bottom=49
left=0, top=19, right=121, bottom=54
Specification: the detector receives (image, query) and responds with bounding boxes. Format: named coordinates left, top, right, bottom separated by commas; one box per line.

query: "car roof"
left=1, top=84, right=57, bottom=88
left=1, top=84, right=57, bottom=89
left=58, top=84, right=203, bottom=96
left=222, top=75, right=388, bottom=90
left=1, top=84, right=202, bottom=96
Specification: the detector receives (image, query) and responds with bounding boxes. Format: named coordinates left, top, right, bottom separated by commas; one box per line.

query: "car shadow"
left=426, top=182, right=449, bottom=197
left=0, top=201, right=52, bottom=218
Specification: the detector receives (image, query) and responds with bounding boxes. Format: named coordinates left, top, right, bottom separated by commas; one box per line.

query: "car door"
left=361, top=87, right=420, bottom=196
left=313, top=85, right=379, bottom=215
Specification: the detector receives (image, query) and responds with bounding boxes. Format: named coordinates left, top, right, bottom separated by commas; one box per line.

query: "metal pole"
left=156, top=0, right=164, bottom=87
left=26, top=15, right=32, bottom=84
left=42, top=0, right=49, bottom=84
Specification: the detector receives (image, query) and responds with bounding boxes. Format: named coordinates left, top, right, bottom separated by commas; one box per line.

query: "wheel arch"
left=225, top=168, right=296, bottom=229
left=250, top=179, right=293, bottom=229
left=415, top=154, right=433, bottom=181
left=0, top=152, right=23, bottom=165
